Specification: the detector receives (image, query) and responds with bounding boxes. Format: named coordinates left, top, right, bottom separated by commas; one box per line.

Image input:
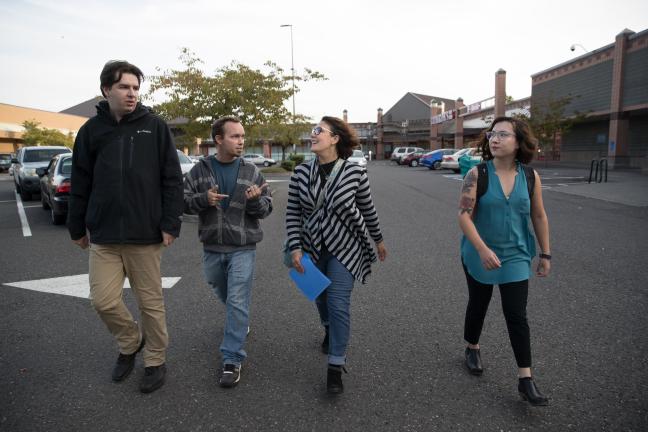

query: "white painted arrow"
left=2, top=274, right=181, bottom=299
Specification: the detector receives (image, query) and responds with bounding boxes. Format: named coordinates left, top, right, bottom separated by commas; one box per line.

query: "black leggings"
left=463, top=265, right=532, bottom=368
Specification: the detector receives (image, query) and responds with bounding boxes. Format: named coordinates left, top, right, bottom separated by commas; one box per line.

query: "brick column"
left=376, top=108, right=384, bottom=160
left=343, top=109, right=348, bottom=123
left=494, top=69, right=506, bottom=118
left=455, top=97, right=464, bottom=148
left=608, top=29, right=632, bottom=168
left=430, top=104, right=441, bottom=149
left=263, top=140, right=272, bottom=158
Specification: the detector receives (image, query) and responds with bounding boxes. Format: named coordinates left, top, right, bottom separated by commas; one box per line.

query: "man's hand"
left=73, top=235, right=89, bottom=249
left=245, top=183, right=268, bottom=201
left=162, top=231, right=176, bottom=247
left=207, top=186, right=228, bottom=207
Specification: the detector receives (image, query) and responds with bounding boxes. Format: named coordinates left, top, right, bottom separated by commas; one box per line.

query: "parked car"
left=12, top=146, right=72, bottom=200
left=390, top=146, right=424, bottom=165
left=0, top=153, right=12, bottom=172
left=347, top=149, right=367, bottom=167
left=421, top=148, right=459, bottom=170
left=37, top=153, right=72, bottom=225
left=243, top=153, right=276, bottom=167
left=177, top=150, right=195, bottom=177
left=401, top=150, right=427, bottom=167
left=440, top=148, right=475, bottom=173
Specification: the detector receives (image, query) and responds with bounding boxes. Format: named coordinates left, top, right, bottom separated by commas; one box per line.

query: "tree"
left=21, top=120, right=74, bottom=148
left=146, top=48, right=326, bottom=151
left=514, top=94, right=586, bottom=160
left=257, top=120, right=311, bottom=161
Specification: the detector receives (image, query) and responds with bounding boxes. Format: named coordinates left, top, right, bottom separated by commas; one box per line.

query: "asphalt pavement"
left=0, top=163, right=647, bottom=431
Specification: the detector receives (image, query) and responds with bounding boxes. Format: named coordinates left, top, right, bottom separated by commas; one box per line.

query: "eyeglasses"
left=311, top=126, right=334, bottom=136
left=486, top=131, right=516, bottom=141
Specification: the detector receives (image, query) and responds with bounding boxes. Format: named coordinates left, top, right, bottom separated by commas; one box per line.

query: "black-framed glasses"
left=486, top=131, right=516, bottom=141
left=312, top=126, right=334, bottom=136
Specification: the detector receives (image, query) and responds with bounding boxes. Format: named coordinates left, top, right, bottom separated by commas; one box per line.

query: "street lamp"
left=280, top=24, right=296, bottom=121
left=570, top=43, right=588, bottom=53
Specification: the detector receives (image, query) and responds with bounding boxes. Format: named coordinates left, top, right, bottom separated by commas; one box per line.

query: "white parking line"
left=15, top=191, right=32, bottom=237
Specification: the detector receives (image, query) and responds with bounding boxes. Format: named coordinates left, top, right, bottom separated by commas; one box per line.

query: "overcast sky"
left=1, top=0, right=646, bottom=123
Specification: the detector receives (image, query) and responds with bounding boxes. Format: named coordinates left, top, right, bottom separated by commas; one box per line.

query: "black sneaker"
left=321, top=326, right=329, bottom=354
left=219, top=364, right=241, bottom=388
left=326, top=364, right=347, bottom=394
left=111, top=337, right=145, bottom=382
left=140, top=364, right=167, bottom=394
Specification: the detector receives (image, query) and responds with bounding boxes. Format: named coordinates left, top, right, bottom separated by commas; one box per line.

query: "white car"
left=243, top=154, right=276, bottom=167
left=440, top=148, right=475, bottom=173
left=347, top=149, right=367, bottom=167
left=177, top=150, right=194, bottom=177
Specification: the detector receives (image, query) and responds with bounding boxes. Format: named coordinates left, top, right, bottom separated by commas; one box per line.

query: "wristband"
left=539, top=253, right=551, bottom=260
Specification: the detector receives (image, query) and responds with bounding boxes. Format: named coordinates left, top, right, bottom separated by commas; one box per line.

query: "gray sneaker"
left=219, top=364, right=241, bottom=388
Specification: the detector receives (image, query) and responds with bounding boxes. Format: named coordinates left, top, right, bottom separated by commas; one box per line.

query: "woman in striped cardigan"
left=285, top=116, right=387, bottom=395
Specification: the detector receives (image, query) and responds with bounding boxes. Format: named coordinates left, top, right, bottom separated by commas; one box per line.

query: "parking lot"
left=1, top=163, right=647, bottom=431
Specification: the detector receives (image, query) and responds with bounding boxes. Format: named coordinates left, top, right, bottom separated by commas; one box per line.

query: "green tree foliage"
left=147, top=48, right=326, bottom=150
left=514, top=95, right=586, bottom=156
left=257, top=120, right=311, bottom=161
left=21, top=120, right=74, bottom=148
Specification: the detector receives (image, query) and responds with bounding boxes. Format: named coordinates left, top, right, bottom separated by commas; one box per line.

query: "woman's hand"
left=478, top=247, right=501, bottom=270
left=291, top=249, right=304, bottom=273
left=536, top=257, right=551, bottom=277
left=376, top=241, right=387, bottom=262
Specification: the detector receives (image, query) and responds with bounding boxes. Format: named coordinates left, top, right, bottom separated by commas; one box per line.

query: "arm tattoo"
left=461, top=170, right=477, bottom=194
left=459, top=196, right=475, bottom=215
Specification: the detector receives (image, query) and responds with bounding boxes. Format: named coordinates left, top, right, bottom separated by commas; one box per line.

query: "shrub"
left=289, top=153, right=305, bottom=165
left=281, top=160, right=295, bottom=171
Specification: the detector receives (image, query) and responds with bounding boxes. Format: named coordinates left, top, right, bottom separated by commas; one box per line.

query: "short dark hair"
left=479, top=116, right=537, bottom=164
left=320, top=116, right=358, bottom=159
left=100, top=60, right=144, bottom=97
left=211, top=116, right=242, bottom=142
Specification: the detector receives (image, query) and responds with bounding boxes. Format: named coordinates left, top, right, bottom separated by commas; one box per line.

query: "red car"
left=401, top=150, right=427, bottom=167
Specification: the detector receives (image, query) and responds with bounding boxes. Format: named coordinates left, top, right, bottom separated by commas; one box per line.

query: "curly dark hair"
left=479, top=116, right=538, bottom=164
left=100, top=60, right=144, bottom=97
left=321, top=116, right=359, bottom=159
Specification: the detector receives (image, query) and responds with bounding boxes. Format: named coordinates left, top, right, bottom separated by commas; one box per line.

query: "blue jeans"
left=314, top=251, right=355, bottom=366
left=203, top=249, right=256, bottom=366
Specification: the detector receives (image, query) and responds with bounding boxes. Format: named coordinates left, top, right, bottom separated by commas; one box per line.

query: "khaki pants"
left=89, top=243, right=167, bottom=367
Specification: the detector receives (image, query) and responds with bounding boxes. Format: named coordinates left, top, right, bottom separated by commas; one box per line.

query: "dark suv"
left=12, top=146, right=71, bottom=200
left=0, top=153, right=12, bottom=172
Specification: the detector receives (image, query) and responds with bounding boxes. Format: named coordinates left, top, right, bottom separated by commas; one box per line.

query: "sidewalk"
left=533, top=164, right=648, bottom=207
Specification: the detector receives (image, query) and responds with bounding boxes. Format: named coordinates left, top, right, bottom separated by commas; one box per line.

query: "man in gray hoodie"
left=183, top=116, right=272, bottom=388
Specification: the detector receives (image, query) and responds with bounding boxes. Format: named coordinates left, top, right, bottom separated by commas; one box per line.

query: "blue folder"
left=289, top=254, right=331, bottom=301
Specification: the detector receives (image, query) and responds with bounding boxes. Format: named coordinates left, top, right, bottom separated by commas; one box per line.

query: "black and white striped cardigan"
left=285, top=159, right=383, bottom=284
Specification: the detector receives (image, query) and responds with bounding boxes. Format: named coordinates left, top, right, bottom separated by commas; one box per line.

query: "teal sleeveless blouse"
left=461, top=160, right=537, bottom=284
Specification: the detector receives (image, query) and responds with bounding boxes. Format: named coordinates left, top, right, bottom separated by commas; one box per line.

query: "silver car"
left=243, top=153, right=276, bottom=167
left=12, top=146, right=72, bottom=200
left=347, top=149, right=367, bottom=167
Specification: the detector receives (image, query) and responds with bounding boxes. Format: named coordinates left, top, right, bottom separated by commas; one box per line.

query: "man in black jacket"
left=68, top=60, right=184, bottom=393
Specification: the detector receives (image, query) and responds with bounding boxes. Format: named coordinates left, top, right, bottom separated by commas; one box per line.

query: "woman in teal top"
left=458, top=116, right=552, bottom=406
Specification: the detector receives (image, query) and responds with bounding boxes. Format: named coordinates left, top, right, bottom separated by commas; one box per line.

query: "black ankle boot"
left=326, top=364, right=346, bottom=394
left=321, top=326, right=329, bottom=354
left=518, top=377, right=549, bottom=406
left=464, top=347, right=483, bottom=376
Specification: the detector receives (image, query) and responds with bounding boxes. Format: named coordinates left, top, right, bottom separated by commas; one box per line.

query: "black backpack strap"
left=521, top=164, right=535, bottom=199
left=476, top=162, right=488, bottom=201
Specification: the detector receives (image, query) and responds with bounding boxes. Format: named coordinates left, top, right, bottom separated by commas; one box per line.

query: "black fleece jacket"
left=68, top=101, right=183, bottom=244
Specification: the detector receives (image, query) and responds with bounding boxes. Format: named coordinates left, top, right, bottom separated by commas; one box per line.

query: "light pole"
left=280, top=24, right=296, bottom=121
left=570, top=43, right=588, bottom=53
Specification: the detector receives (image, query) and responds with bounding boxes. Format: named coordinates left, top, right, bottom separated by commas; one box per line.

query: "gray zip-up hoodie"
left=183, top=156, right=272, bottom=252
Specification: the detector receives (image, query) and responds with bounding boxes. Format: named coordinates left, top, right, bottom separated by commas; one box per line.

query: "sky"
left=1, top=0, right=647, bottom=123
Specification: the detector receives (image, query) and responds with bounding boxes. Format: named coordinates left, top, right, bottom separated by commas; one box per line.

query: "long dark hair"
left=479, top=116, right=538, bottom=164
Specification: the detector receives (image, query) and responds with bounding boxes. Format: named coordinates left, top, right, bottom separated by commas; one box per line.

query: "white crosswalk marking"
left=2, top=274, right=181, bottom=299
